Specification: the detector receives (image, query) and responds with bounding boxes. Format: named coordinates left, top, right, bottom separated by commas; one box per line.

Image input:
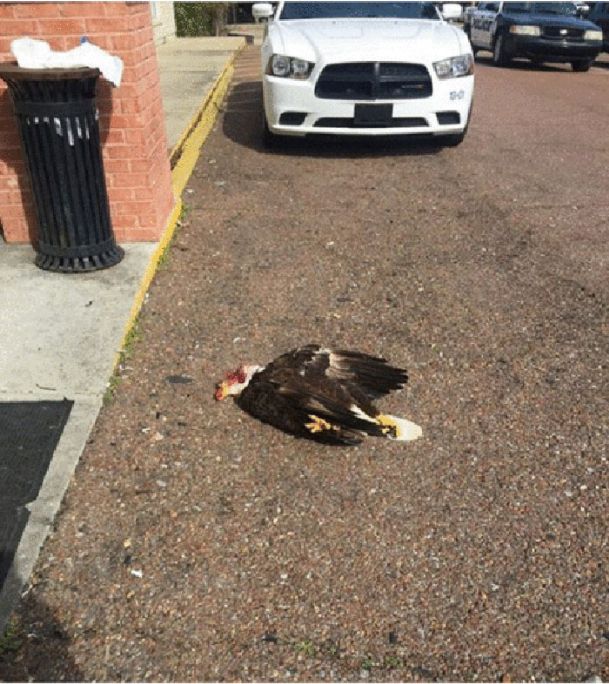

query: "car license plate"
left=354, top=103, right=393, bottom=125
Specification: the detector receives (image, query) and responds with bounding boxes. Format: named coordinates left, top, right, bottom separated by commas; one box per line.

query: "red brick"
left=36, top=18, right=87, bottom=35
left=0, top=19, right=41, bottom=36
left=114, top=199, right=156, bottom=216
left=105, top=113, right=145, bottom=130
left=107, top=187, right=136, bottom=201
left=0, top=147, right=26, bottom=163
left=111, top=172, right=149, bottom=188
left=104, top=129, right=126, bottom=145
left=102, top=159, right=130, bottom=174
left=128, top=12, right=150, bottom=32
left=124, top=227, right=163, bottom=241
left=60, top=3, right=107, bottom=18
left=0, top=188, right=28, bottom=203
left=124, top=129, right=152, bottom=147
left=0, top=6, right=17, bottom=20
left=128, top=159, right=153, bottom=174
left=1, top=202, right=30, bottom=218
left=117, top=97, right=142, bottom=114
left=101, top=3, right=134, bottom=18
left=105, top=144, right=142, bottom=160
left=1, top=219, right=30, bottom=243
left=84, top=17, right=132, bottom=34
left=110, top=213, right=139, bottom=229
left=0, top=38, right=17, bottom=56
left=13, top=3, right=62, bottom=18
left=109, top=34, right=142, bottom=52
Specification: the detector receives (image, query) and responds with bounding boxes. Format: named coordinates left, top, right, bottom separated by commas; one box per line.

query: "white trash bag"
left=11, top=37, right=123, bottom=87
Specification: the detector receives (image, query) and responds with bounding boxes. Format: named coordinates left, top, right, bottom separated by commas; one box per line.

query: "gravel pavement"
left=1, top=49, right=608, bottom=682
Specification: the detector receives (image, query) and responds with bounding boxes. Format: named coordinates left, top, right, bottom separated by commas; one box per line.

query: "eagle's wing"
left=250, top=357, right=391, bottom=435
left=292, top=345, right=408, bottom=400
left=237, top=374, right=367, bottom=445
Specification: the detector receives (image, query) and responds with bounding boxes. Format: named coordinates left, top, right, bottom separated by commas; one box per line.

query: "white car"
left=253, top=1, right=475, bottom=146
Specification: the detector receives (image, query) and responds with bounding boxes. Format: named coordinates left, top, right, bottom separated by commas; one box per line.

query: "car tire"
left=572, top=59, right=592, bottom=71
left=492, top=34, right=510, bottom=67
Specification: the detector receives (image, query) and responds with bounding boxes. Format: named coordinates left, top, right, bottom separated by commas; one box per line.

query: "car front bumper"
left=263, top=73, right=474, bottom=137
left=505, top=34, right=602, bottom=61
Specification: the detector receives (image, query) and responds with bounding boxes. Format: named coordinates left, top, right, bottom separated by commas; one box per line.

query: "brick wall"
left=0, top=2, right=175, bottom=244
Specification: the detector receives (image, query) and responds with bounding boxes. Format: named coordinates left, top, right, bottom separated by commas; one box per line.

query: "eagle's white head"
left=214, top=364, right=262, bottom=400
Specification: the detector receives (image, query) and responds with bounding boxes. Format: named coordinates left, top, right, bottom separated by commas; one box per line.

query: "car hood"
left=504, top=12, right=600, bottom=29
left=268, top=19, right=467, bottom=64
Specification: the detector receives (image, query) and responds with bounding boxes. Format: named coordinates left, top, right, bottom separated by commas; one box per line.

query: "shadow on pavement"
left=474, top=53, right=592, bottom=72
left=222, top=80, right=445, bottom=158
left=0, top=594, right=83, bottom=682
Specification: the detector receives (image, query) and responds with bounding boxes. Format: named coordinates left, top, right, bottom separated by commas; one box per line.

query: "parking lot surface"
left=2, top=49, right=608, bottom=682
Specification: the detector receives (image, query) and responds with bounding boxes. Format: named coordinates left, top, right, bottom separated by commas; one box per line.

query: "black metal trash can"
left=0, top=64, right=124, bottom=272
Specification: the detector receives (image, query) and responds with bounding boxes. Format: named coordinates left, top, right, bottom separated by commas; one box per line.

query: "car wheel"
left=572, top=59, right=592, bottom=71
left=492, top=34, right=510, bottom=66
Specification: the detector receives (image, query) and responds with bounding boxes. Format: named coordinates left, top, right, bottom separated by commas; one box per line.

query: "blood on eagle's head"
left=214, top=365, right=248, bottom=401
left=226, top=366, right=247, bottom=384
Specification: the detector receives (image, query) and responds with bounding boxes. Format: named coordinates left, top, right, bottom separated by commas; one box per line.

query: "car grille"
left=314, top=117, right=428, bottom=129
left=542, top=26, right=585, bottom=40
left=315, top=62, right=432, bottom=100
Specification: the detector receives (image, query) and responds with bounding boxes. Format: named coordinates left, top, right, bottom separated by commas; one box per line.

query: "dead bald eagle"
left=214, top=344, right=422, bottom=445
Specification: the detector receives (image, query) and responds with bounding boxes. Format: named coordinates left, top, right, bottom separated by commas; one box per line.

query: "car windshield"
left=278, top=2, right=440, bottom=21
left=503, top=2, right=578, bottom=15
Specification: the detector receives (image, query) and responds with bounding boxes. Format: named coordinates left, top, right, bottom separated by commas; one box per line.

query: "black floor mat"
left=0, top=400, right=73, bottom=591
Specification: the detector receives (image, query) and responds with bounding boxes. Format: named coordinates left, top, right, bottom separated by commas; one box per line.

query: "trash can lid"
left=0, top=62, right=100, bottom=81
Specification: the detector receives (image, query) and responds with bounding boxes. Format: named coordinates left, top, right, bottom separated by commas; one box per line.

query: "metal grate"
left=437, top=111, right=461, bottom=125
left=314, top=117, right=428, bottom=129
left=315, top=62, right=432, bottom=100
left=542, top=26, right=585, bottom=39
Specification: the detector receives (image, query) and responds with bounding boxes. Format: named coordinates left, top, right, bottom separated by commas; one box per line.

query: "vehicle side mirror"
left=252, top=2, right=274, bottom=23
left=442, top=3, right=463, bottom=21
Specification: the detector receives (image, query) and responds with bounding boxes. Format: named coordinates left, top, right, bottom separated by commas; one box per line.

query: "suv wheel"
left=572, top=59, right=592, bottom=72
left=492, top=34, right=510, bottom=66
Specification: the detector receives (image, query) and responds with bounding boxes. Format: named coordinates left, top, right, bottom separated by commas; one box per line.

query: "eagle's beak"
left=214, top=381, right=229, bottom=401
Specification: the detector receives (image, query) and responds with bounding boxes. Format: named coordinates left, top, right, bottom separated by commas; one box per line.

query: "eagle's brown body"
left=218, top=344, right=421, bottom=445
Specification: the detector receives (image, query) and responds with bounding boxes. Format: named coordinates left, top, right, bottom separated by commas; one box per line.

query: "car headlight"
left=433, top=54, right=474, bottom=79
left=509, top=24, right=541, bottom=36
left=268, top=54, right=314, bottom=79
left=584, top=29, right=603, bottom=40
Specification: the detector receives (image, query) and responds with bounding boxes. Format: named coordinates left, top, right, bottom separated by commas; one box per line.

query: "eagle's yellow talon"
left=377, top=414, right=398, bottom=437
left=306, top=415, right=333, bottom=433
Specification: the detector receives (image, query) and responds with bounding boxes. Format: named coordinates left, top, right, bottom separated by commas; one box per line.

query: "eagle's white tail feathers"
left=381, top=414, right=423, bottom=442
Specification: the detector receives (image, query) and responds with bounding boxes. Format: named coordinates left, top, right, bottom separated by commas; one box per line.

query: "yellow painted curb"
left=112, top=44, right=243, bottom=376
left=171, top=48, right=240, bottom=197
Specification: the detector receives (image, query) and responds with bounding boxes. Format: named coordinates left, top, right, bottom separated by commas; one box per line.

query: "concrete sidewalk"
left=0, top=35, right=245, bottom=631
left=157, top=36, right=246, bottom=151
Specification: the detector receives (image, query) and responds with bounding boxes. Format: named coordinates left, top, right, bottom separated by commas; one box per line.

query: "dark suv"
left=468, top=1, right=603, bottom=71
left=588, top=2, right=609, bottom=50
